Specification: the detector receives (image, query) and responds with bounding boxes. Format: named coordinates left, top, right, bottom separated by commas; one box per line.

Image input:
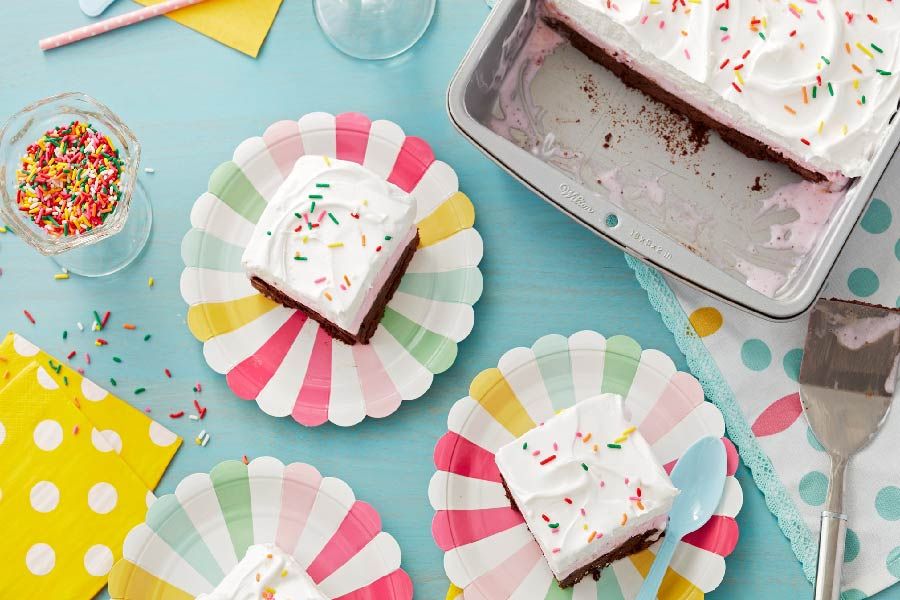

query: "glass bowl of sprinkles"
left=0, top=92, right=151, bottom=276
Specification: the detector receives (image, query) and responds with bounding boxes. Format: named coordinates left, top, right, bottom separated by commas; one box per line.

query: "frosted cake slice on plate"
left=242, top=155, right=418, bottom=345
left=495, top=393, right=679, bottom=587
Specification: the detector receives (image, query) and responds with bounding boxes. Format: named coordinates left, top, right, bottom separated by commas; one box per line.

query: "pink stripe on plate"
left=292, top=326, right=333, bottom=426
left=663, top=458, right=675, bottom=475
left=463, top=538, right=544, bottom=600
left=639, top=371, right=705, bottom=445
left=387, top=136, right=435, bottom=192
left=307, top=501, right=382, bottom=583
left=263, top=120, right=305, bottom=179
left=275, top=463, right=322, bottom=553
left=432, top=507, right=524, bottom=551
left=335, top=113, right=372, bottom=165
left=434, top=433, right=502, bottom=483
left=663, top=438, right=736, bottom=476
left=352, top=344, right=401, bottom=419
left=723, top=437, right=739, bottom=476
left=683, top=515, right=739, bottom=557
left=227, top=312, right=307, bottom=399
left=332, top=569, right=413, bottom=600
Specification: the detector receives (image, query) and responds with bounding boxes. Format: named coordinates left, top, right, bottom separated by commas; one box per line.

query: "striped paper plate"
left=430, top=331, right=743, bottom=599
left=180, top=112, right=483, bottom=427
left=108, top=457, right=413, bottom=599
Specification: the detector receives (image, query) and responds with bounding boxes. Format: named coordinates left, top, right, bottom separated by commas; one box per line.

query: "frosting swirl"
left=242, top=156, right=416, bottom=332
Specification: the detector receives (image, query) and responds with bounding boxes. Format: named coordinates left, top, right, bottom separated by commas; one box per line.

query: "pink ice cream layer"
left=345, top=226, right=418, bottom=334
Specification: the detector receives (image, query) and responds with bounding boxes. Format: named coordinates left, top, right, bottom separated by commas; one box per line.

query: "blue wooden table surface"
left=2, top=2, right=894, bottom=598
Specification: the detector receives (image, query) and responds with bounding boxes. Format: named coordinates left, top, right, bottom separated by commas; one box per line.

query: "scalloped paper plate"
left=108, top=457, right=413, bottom=599
left=181, top=112, right=484, bottom=427
left=430, top=331, right=743, bottom=599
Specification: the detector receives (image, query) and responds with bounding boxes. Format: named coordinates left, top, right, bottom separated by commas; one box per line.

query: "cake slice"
left=196, top=543, right=328, bottom=599
left=242, top=155, right=418, bottom=345
left=495, top=393, right=678, bottom=588
left=543, top=0, right=900, bottom=184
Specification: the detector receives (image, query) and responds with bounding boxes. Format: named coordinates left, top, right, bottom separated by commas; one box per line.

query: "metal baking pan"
left=448, top=0, right=900, bottom=320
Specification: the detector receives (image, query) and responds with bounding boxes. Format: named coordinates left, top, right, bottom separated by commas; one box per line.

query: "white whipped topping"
left=196, top=543, right=328, bottom=600
left=242, top=156, right=416, bottom=333
left=495, top=394, right=678, bottom=581
left=545, top=0, right=900, bottom=179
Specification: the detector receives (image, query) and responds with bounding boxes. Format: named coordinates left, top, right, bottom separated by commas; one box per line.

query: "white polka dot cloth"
left=628, top=159, right=900, bottom=599
left=0, top=332, right=181, bottom=598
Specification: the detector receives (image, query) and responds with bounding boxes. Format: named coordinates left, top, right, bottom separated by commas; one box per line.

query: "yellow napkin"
left=0, top=333, right=181, bottom=598
left=0, top=332, right=180, bottom=489
left=134, top=0, right=283, bottom=58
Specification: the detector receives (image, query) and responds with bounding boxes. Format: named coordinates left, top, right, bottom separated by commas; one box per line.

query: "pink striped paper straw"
left=39, top=0, right=209, bottom=51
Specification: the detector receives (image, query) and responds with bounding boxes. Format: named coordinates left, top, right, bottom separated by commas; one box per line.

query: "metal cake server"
left=799, top=298, right=900, bottom=600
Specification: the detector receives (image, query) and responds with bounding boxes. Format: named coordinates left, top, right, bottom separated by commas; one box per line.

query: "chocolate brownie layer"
left=250, top=231, right=419, bottom=345
left=829, top=298, right=900, bottom=312
left=545, top=17, right=828, bottom=183
left=559, top=528, right=663, bottom=588
left=502, top=476, right=664, bottom=588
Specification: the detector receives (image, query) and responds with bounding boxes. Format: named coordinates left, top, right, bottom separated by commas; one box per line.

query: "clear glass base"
left=314, top=0, right=436, bottom=60
left=52, top=181, right=152, bottom=277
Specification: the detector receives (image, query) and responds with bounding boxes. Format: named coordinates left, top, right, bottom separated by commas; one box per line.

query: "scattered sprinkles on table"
left=15, top=121, right=124, bottom=236
left=494, top=394, right=678, bottom=587
left=14, top=303, right=214, bottom=452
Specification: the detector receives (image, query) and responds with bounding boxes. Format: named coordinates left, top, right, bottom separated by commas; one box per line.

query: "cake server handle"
left=814, top=455, right=848, bottom=600
left=636, top=534, right=678, bottom=600
left=814, top=511, right=847, bottom=600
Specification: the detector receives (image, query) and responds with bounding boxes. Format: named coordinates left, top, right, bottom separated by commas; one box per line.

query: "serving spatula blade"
left=799, top=298, right=900, bottom=600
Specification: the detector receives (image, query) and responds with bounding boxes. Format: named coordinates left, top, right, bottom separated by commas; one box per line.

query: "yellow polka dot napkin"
left=0, top=332, right=181, bottom=598
left=0, top=332, right=179, bottom=489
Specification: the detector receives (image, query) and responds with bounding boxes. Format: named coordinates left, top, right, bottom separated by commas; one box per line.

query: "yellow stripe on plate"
left=446, top=583, right=464, bottom=600
left=630, top=549, right=705, bottom=600
left=187, top=294, right=279, bottom=342
left=107, top=560, right=194, bottom=600
left=417, top=191, right=475, bottom=248
left=470, top=367, right=536, bottom=437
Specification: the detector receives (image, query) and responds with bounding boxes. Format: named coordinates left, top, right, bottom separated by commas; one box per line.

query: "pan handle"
left=814, top=511, right=847, bottom=600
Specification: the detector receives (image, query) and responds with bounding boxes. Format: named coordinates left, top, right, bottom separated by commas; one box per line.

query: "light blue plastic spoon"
left=636, top=436, right=727, bottom=600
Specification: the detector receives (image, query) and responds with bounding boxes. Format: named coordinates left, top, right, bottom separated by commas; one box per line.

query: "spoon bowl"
left=667, top=436, right=728, bottom=537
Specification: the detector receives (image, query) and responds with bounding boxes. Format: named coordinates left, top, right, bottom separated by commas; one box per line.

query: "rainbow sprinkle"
left=15, top=121, right=123, bottom=237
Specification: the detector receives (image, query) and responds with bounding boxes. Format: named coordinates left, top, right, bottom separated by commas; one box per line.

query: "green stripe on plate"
left=181, top=228, right=245, bottom=272
left=208, top=161, right=267, bottom=224
left=397, top=269, right=483, bottom=304
left=381, top=307, right=458, bottom=373
left=544, top=580, right=574, bottom=600
left=144, top=495, right=224, bottom=586
left=532, top=334, right=575, bottom=413
left=210, top=460, right=254, bottom=560
left=595, top=565, right=626, bottom=600
left=601, top=335, right=642, bottom=398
